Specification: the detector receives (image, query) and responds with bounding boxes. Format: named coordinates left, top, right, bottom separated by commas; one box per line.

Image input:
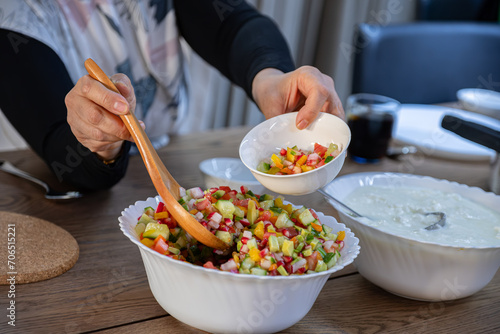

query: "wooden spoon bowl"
left=84, top=58, right=228, bottom=250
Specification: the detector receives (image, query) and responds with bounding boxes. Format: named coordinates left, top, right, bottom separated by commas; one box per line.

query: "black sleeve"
left=0, top=28, right=130, bottom=192
left=173, top=0, right=296, bottom=98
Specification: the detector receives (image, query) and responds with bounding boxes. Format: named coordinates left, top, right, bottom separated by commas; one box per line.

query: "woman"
left=0, top=0, right=344, bottom=191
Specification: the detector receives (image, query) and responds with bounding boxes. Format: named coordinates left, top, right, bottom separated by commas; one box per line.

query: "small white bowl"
left=323, top=172, right=500, bottom=301
left=199, top=157, right=266, bottom=194
left=239, top=112, right=351, bottom=195
left=457, top=88, right=500, bottom=120
left=119, top=196, right=360, bottom=333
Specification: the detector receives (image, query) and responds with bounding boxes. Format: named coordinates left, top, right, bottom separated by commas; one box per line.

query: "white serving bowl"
left=322, top=172, right=500, bottom=302
left=119, top=196, right=360, bottom=333
left=199, top=157, right=266, bottom=195
left=457, top=88, right=500, bottom=120
left=239, top=112, right=351, bottom=195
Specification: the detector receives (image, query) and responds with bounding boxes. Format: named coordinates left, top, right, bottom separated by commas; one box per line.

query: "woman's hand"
left=65, top=73, right=138, bottom=161
left=251, top=66, right=345, bottom=129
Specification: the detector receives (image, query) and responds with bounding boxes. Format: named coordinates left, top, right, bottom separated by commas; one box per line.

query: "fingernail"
left=114, top=101, right=128, bottom=113
left=297, top=119, right=309, bottom=130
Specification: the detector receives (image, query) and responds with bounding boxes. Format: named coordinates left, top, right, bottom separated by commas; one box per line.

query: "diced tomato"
left=239, top=219, right=251, bottom=227
left=165, top=218, right=178, bottom=229
left=153, top=237, right=169, bottom=255
left=268, top=269, right=279, bottom=276
left=306, top=251, right=319, bottom=271
left=316, top=160, right=326, bottom=168
left=256, top=210, right=272, bottom=223
left=219, top=186, right=232, bottom=193
left=156, top=202, right=165, bottom=213
left=195, top=198, right=211, bottom=211
left=314, top=143, right=328, bottom=157
left=280, top=148, right=287, bottom=156
left=280, top=227, right=299, bottom=238
left=296, top=267, right=306, bottom=274
left=233, top=198, right=250, bottom=207
left=203, top=261, right=217, bottom=270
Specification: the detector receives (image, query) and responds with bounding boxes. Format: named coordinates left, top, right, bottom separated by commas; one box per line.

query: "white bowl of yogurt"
left=322, top=172, right=500, bottom=301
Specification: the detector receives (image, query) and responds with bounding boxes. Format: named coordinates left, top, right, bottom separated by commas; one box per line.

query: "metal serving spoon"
left=0, top=160, right=83, bottom=201
left=85, top=59, right=228, bottom=250
left=318, top=188, right=446, bottom=231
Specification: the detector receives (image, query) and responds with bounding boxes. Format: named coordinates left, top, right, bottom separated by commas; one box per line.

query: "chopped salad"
left=257, top=143, right=341, bottom=175
left=135, top=186, right=345, bottom=276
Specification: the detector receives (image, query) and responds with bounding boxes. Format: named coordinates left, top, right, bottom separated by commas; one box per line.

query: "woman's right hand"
left=65, top=73, right=138, bottom=161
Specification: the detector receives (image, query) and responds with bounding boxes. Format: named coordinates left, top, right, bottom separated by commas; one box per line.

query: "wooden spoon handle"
left=84, top=59, right=228, bottom=250
left=84, top=58, right=181, bottom=196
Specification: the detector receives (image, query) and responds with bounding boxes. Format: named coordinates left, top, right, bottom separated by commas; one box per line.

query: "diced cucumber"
left=326, top=233, right=338, bottom=241
left=275, top=212, right=293, bottom=228
left=233, top=206, right=245, bottom=218
left=309, top=237, right=320, bottom=250
left=144, top=206, right=155, bottom=216
left=324, top=252, right=339, bottom=269
left=142, top=222, right=170, bottom=240
left=168, top=247, right=181, bottom=255
left=241, top=257, right=255, bottom=271
left=297, top=209, right=316, bottom=226
left=268, top=235, right=280, bottom=253
left=137, top=213, right=156, bottom=225
left=215, top=231, right=233, bottom=246
left=277, top=265, right=288, bottom=276
left=291, top=206, right=307, bottom=219
left=315, top=260, right=327, bottom=272
left=259, top=194, right=274, bottom=201
left=212, top=189, right=225, bottom=199
left=302, top=246, right=313, bottom=257
left=259, top=199, right=274, bottom=210
left=250, top=267, right=268, bottom=276
left=215, top=200, right=235, bottom=219
left=277, top=236, right=285, bottom=248
left=294, top=242, right=305, bottom=253
left=175, top=234, right=187, bottom=248
left=170, top=227, right=182, bottom=238
left=134, top=223, right=146, bottom=236
left=246, top=238, right=258, bottom=250
left=317, top=245, right=327, bottom=258
left=256, top=161, right=271, bottom=173
left=322, top=224, right=333, bottom=234
left=269, top=206, right=283, bottom=215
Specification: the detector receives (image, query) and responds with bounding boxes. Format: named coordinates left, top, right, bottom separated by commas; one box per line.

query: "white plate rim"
left=393, top=104, right=499, bottom=161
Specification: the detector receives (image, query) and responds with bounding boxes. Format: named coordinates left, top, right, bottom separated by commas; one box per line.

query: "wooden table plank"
left=0, top=126, right=495, bottom=334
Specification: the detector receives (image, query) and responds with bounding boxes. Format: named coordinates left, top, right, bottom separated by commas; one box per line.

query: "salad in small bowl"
left=239, top=112, right=350, bottom=195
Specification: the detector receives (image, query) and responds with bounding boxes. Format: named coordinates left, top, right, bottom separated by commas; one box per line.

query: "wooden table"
left=0, top=126, right=498, bottom=334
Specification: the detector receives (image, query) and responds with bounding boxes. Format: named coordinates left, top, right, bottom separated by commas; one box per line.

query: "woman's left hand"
left=252, top=66, right=345, bottom=129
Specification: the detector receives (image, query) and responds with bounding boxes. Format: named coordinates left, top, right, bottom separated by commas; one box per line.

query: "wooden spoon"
left=84, top=58, right=228, bottom=250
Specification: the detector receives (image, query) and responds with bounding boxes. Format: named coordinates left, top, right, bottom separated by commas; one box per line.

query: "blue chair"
left=351, top=22, right=500, bottom=104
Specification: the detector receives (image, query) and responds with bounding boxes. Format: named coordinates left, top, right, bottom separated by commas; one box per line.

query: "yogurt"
left=343, top=185, right=500, bottom=247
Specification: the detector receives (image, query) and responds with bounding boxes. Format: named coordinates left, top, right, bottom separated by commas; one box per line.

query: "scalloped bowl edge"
left=119, top=195, right=360, bottom=333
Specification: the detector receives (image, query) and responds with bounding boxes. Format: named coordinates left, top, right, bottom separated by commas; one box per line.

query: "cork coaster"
left=0, top=211, right=79, bottom=284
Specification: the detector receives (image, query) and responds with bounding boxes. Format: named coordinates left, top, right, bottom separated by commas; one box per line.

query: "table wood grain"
left=0, top=126, right=497, bottom=334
